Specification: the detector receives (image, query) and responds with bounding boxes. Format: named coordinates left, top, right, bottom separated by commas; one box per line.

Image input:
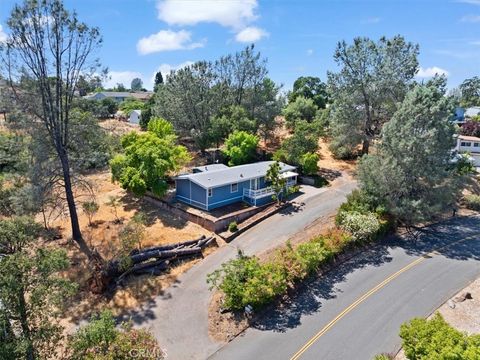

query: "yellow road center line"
left=290, top=234, right=478, bottom=360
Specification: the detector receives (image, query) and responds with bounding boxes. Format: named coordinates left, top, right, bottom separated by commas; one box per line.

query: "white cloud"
left=461, top=14, right=480, bottom=22
left=137, top=30, right=205, bottom=55
left=104, top=71, right=144, bottom=89
left=150, top=61, right=194, bottom=85
left=416, top=66, right=449, bottom=78
left=0, top=25, right=8, bottom=43
left=235, top=26, right=268, bottom=43
left=306, top=49, right=314, bottom=56
left=156, top=0, right=258, bottom=30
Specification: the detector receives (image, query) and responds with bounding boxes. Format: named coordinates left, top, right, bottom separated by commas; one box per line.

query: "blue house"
left=175, top=161, right=298, bottom=211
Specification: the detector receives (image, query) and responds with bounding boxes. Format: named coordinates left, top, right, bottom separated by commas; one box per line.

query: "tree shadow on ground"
left=318, top=168, right=342, bottom=181
left=251, top=215, right=480, bottom=333
left=119, top=192, right=189, bottom=229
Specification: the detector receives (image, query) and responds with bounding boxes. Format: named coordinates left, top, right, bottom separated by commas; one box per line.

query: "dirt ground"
left=99, top=118, right=141, bottom=137
left=395, top=277, right=480, bottom=359
left=47, top=169, right=212, bottom=329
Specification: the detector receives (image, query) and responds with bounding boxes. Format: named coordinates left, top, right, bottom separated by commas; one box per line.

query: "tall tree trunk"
left=361, top=138, right=370, bottom=155
left=57, top=146, right=95, bottom=260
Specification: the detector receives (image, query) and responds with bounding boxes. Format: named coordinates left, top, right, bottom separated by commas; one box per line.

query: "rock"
left=453, top=292, right=472, bottom=303
left=448, top=300, right=456, bottom=309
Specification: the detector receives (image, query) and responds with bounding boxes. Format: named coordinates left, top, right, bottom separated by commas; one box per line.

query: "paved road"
left=125, top=175, right=356, bottom=360
left=210, top=216, right=480, bottom=360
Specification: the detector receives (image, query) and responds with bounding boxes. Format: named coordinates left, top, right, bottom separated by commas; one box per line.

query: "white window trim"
left=231, top=183, right=238, bottom=193
left=208, top=188, right=213, bottom=197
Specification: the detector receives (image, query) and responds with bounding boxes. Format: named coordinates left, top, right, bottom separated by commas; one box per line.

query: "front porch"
left=242, top=178, right=297, bottom=206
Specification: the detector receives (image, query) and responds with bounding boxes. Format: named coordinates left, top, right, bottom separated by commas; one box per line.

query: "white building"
left=455, top=135, right=480, bottom=167
left=129, top=110, right=141, bottom=125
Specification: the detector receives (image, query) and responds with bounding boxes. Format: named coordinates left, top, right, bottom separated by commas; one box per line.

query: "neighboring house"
left=464, top=107, right=480, bottom=120
left=175, top=161, right=298, bottom=211
left=451, top=107, right=465, bottom=125
left=83, top=91, right=153, bottom=103
left=455, top=134, right=480, bottom=167
left=129, top=110, right=141, bottom=124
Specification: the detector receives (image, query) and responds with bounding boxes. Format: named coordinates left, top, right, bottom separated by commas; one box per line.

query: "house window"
left=475, top=143, right=480, bottom=147
left=231, top=183, right=238, bottom=193
left=461, top=142, right=472, bottom=147
left=208, top=188, right=212, bottom=197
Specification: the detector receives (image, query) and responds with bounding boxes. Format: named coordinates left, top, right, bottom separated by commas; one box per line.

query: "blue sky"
left=1, top=0, right=480, bottom=91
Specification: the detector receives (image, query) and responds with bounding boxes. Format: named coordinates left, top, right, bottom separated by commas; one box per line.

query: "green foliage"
left=279, top=120, right=321, bottom=165
left=130, top=78, right=143, bottom=91
left=223, top=131, right=259, bottom=166
left=336, top=211, right=381, bottom=242
left=139, top=95, right=156, bottom=130
left=69, top=109, right=118, bottom=171
left=0, top=217, right=76, bottom=359
left=288, top=76, right=329, bottom=109
left=67, top=310, right=163, bottom=360
left=357, top=79, right=459, bottom=228
left=209, top=105, right=256, bottom=147
left=155, top=45, right=280, bottom=150
left=463, top=194, right=480, bottom=211
left=300, top=152, right=319, bottom=175
left=110, top=118, right=190, bottom=197
left=207, top=230, right=353, bottom=311
left=119, top=97, right=145, bottom=116
left=283, top=96, right=319, bottom=128
left=228, top=221, right=238, bottom=232
left=0, top=131, right=28, bottom=173
left=400, top=313, right=480, bottom=360
left=459, top=76, right=480, bottom=107
left=82, top=201, right=99, bottom=226
left=328, top=35, right=419, bottom=157
left=373, top=354, right=394, bottom=360
left=266, top=161, right=287, bottom=204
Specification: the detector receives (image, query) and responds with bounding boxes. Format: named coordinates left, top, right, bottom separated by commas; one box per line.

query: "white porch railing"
left=243, top=182, right=296, bottom=199
left=243, top=187, right=274, bottom=199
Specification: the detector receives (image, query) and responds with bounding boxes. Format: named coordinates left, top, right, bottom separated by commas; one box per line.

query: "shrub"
left=313, top=175, right=329, bottom=188
left=207, top=252, right=287, bottom=310
left=464, top=194, right=480, bottom=211
left=300, top=152, right=319, bottom=176
left=295, top=238, right=334, bottom=275
left=228, top=221, right=238, bottom=232
left=400, top=313, right=480, bottom=360
left=208, top=229, right=353, bottom=311
left=337, top=211, right=380, bottom=242
left=373, top=354, right=394, bottom=360
left=67, top=310, right=163, bottom=360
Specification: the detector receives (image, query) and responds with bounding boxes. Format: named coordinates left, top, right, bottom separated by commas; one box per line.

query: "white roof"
left=131, top=110, right=142, bottom=115
left=281, top=171, right=299, bottom=178
left=193, top=164, right=228, bottom=172
left=177, top=161, right=296, bottom=189
left=465, top=107, right=480, bottom=118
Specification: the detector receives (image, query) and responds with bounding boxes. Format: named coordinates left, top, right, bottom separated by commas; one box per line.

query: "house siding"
left=176, top=179, right=207, bottom=209
left=207, top=180, right=250, bottom=210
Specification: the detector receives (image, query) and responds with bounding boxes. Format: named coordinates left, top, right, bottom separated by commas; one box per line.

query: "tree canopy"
left=130, top=77, right=143, bottom=91
left=357, top=78, right=459, bottom=228
left=459, top=76, right=480, bottom=107
left=110, top=118, right=190, bottom=197
left=223, top=131, right=259, bottom=166
left=328, top=35, right=419, bottom=158
left=288, top=76, right=329, bottom=109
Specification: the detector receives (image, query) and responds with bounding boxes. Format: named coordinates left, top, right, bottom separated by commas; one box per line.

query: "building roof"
left=130, top=92, right=154, bottom=100
left=177, top=161, right=296, bottom=188
left=192, top=164, right=228, bottom=173
left=458, top=134, right=480, bottom=142
left=465, top=107, right=480, bottom=118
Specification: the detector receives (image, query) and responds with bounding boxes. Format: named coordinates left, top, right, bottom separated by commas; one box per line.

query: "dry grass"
left=45, top=169, right=212, bottom=328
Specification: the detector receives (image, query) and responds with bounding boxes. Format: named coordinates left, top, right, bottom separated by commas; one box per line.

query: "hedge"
left=400, top=313, right=480, bottom=359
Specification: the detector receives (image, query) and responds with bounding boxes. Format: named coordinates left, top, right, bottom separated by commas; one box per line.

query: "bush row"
left=207, top=229, right=353, bottom=311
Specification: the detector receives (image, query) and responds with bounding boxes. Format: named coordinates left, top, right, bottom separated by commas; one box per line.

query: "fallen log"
left=130, top=246, right=203, bottom=264
left=129, top=235, right=206, bottom=255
